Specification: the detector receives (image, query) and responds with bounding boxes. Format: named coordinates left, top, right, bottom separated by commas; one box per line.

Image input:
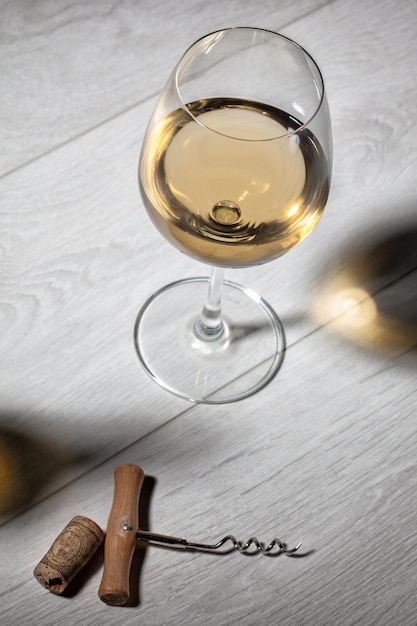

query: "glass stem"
left=194, top=267, right=225, bottom=341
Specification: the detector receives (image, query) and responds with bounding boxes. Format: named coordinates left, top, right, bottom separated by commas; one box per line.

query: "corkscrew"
left=98, top=465, right=302, bottom=605
left=34, top=464, right=302, bottom=606
left=135, top=528, right=302, bottom=556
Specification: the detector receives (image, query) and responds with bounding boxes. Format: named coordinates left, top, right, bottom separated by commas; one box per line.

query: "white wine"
left=140, top=98, right=330, bottom=267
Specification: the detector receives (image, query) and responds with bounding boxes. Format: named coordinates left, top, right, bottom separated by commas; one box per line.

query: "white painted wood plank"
left=1, top=0, right=417, bottom=518
left=1, top=0, right=330, bottom=176
left=1, top=0, right=417, bottom=623
left=2, top=318, right=416, bottom=625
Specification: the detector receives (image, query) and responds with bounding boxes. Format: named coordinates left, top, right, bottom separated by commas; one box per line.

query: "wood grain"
left=98, top=464, right=144, bottom=605
left=0, top=0, right=331, bottom=176
left=1, top=0, right=417, bottom=624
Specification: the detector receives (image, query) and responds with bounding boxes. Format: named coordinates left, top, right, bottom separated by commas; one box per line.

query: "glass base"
left=134, top=277, right=285, bottom=404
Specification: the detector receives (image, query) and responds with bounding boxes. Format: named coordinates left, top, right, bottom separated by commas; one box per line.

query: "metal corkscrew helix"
left=135, top=527, right=302, bottom=556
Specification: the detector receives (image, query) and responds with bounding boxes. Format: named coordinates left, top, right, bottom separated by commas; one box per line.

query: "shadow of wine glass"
left=314, top=220, right=417, bottom=358
left=228, top=320, right=275, bottom=342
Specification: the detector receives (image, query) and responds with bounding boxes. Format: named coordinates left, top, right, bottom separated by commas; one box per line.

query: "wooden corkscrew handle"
left=98, top=464, right=144, bottom=605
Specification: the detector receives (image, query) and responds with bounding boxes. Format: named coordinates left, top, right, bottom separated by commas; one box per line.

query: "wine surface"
left=140, top=98, right=330, bottom=267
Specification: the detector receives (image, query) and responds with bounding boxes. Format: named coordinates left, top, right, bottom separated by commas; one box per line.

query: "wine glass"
left=134, top=27, right=332, bottom=404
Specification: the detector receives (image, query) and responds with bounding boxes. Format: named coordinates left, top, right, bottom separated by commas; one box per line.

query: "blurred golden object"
left=0, top=435, right=21, bottom=513
left=0, top=427, right=74, bottom=519
left=315, top=223, right=417, bottom=354
left=321, top=286, right=377, bottom=328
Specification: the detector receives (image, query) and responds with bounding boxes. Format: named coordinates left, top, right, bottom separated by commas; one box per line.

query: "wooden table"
left=1, top=1, right=417, bottom=624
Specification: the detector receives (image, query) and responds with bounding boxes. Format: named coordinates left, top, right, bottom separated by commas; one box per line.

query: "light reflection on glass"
left=287, top=202, right=299, bottom=218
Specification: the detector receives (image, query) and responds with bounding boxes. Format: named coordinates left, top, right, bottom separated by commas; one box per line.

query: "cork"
left=33, top=515, right=105, bottom=594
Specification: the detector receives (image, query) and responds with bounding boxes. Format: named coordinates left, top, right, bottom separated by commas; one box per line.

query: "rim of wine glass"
left=174, top=26, right=326, bottom=141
